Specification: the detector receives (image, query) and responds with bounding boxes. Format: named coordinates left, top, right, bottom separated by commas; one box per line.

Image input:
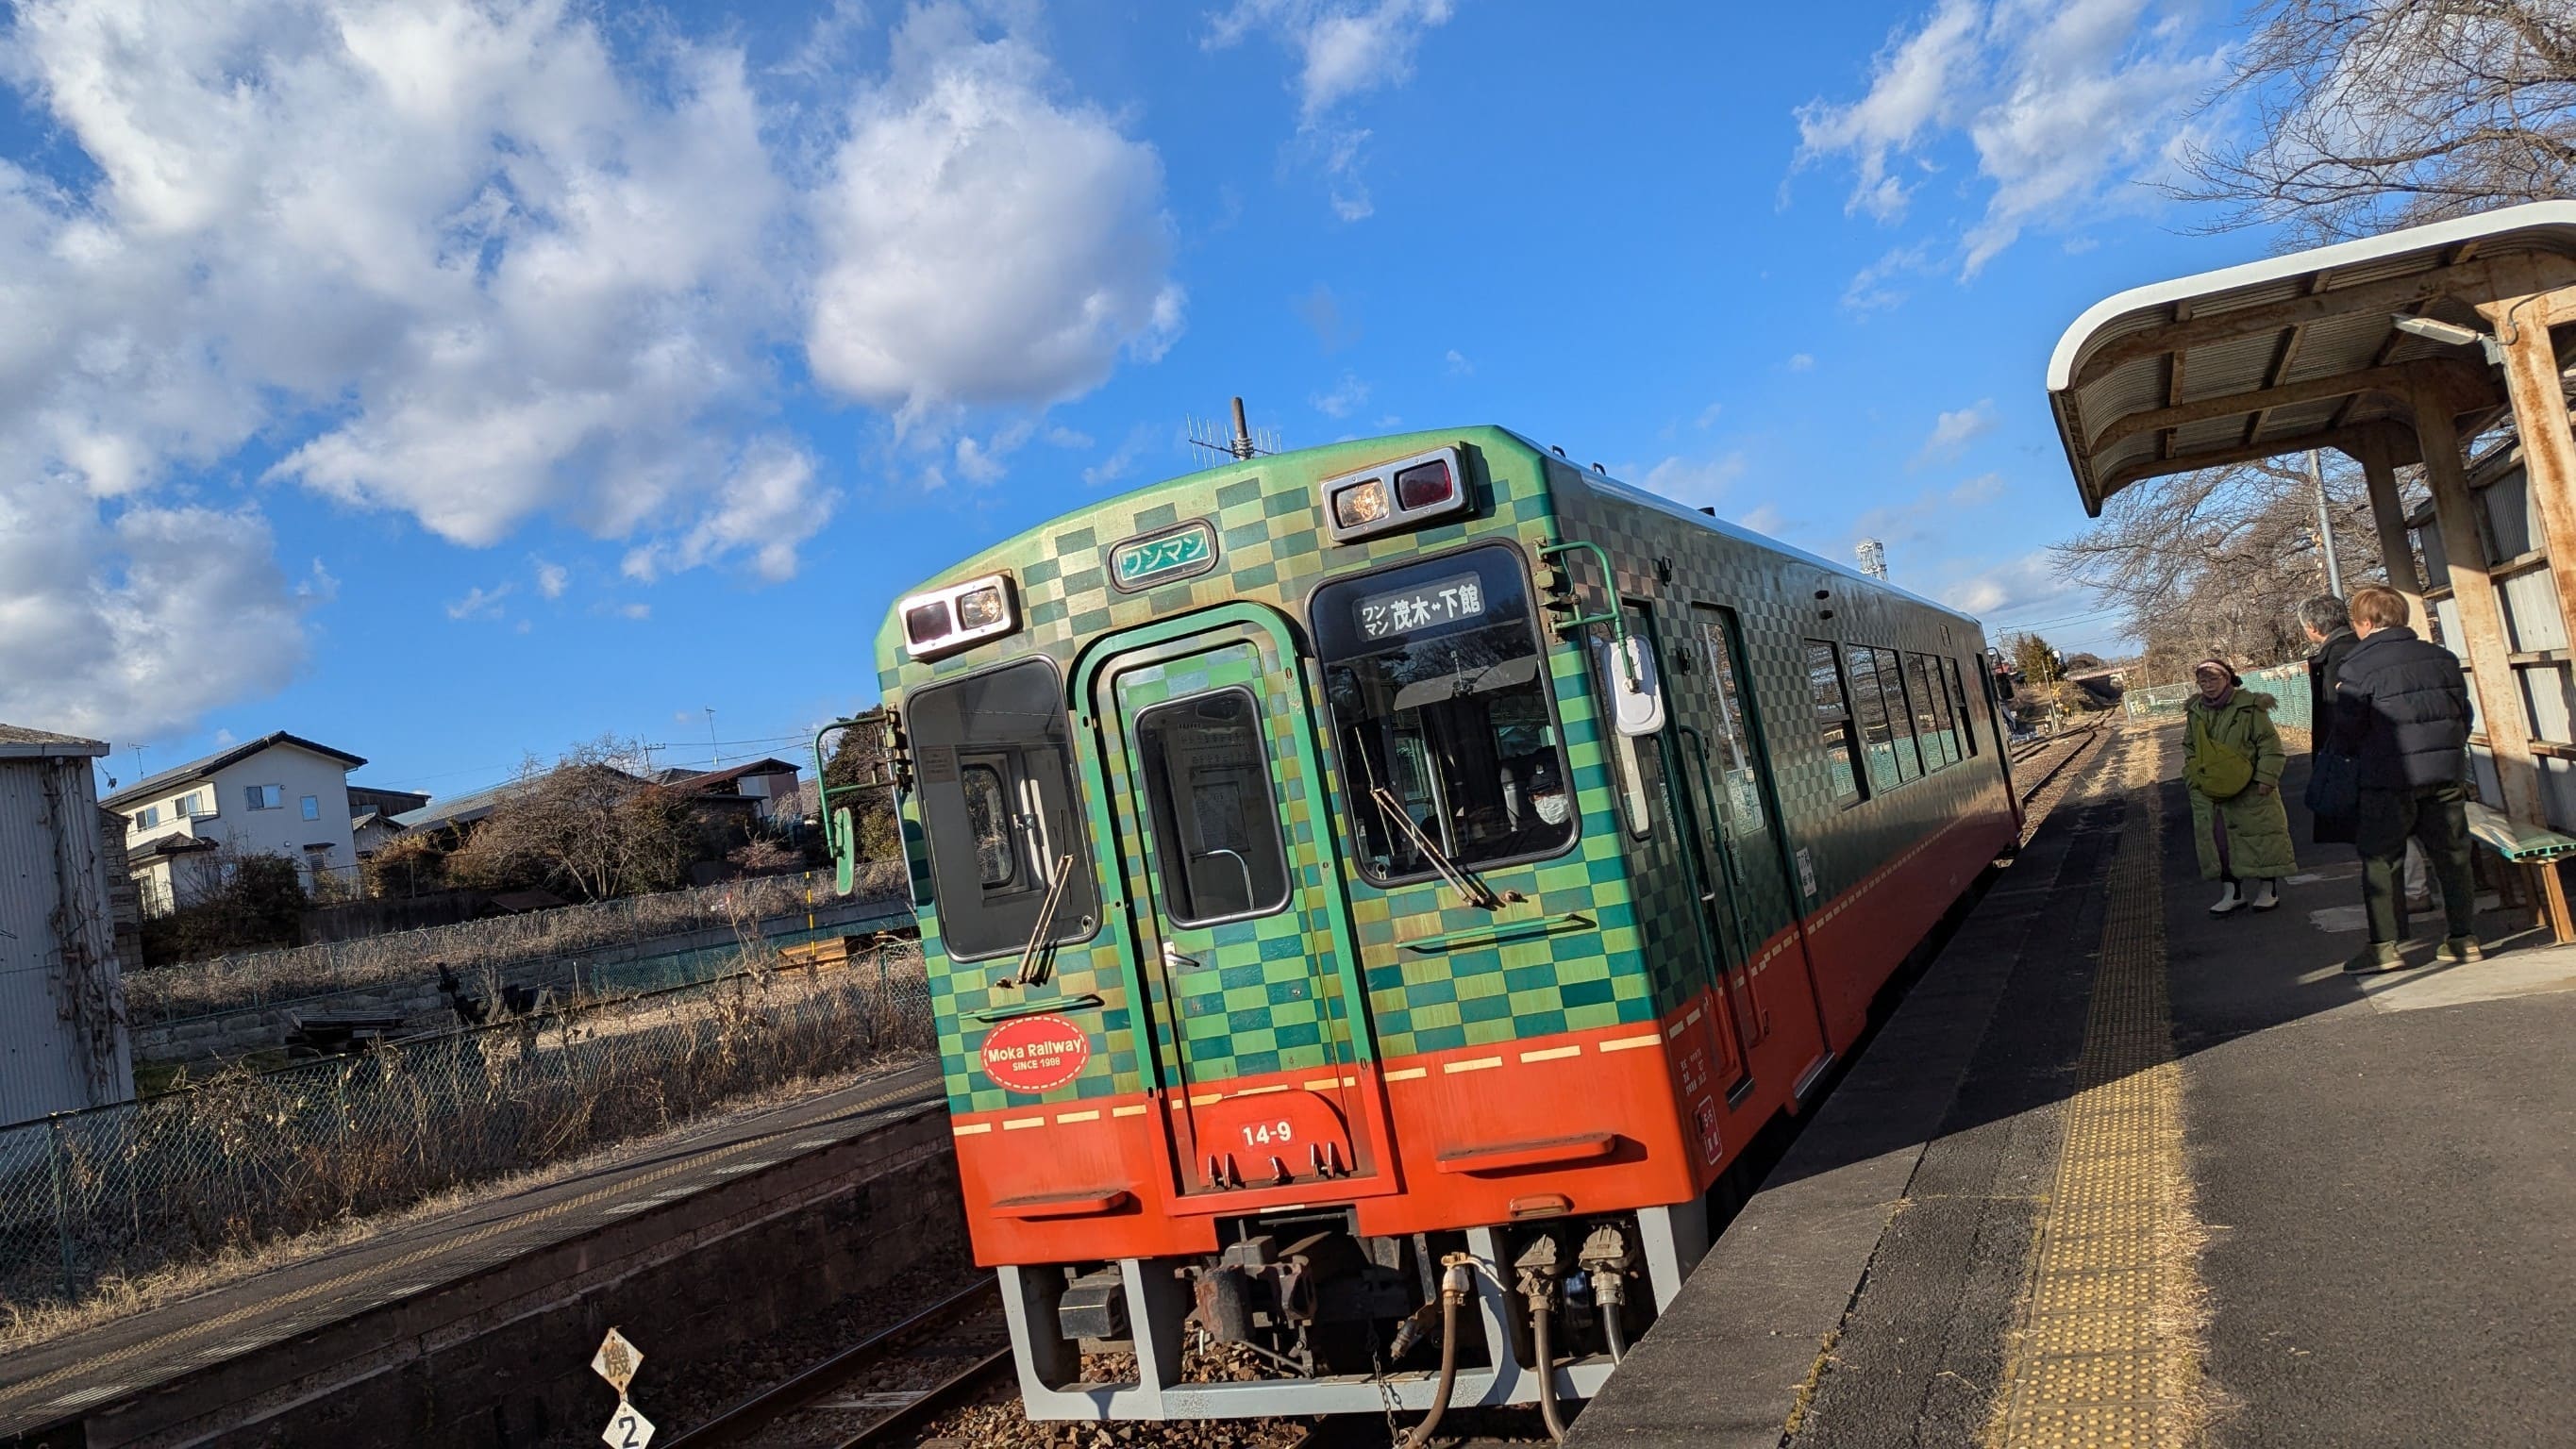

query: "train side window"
left=1133, top=689, right=1293, bottom=925
left=1590, top=606, right=1663, bottom=838
left=906, top=658, right=1101, bottom=960
left=1907, top=653, right=1957, bottom=769
left=1948, top=657, right=1980, bottom=757
left=1700, top=607, right=1772, bottom=842
left=1804, top=641, right=1865, bottom=806
left=1871, top=648, right=1924, bottom=782
left=1848, top=646, right=1902, bottom=791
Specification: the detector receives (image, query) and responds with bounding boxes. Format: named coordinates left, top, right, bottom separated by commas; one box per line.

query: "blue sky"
left=2, top=0, right=2271, bottom=804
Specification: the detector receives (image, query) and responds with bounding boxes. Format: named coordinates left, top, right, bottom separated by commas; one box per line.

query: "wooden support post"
left=2479, top=284, right=2576, bottom=665
left=2353, top=430, right=2431, bottom=638
left=2476, top=281, right=2576, bottom=942
left=2412, top=380, right=2574, bottom=941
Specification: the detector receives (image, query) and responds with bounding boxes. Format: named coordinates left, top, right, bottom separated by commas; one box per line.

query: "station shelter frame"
left=2048, top=201, right=2576, bottom=940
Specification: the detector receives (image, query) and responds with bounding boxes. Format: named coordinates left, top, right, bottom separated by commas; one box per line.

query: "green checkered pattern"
left=1546, top=461, right=2003, bottom=1021
left=876, top=426, right=2000, bottom=1117
left=1097, top=635, right=1359, bottom=1090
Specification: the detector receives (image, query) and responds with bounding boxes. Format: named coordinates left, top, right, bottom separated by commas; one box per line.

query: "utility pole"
left=2309, top=448, right=2345, bottom=596
left=704, top=708, right=720, bottom=771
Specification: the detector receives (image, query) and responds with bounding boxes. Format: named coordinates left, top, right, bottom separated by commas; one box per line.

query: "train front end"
left=833, top=430, right=1712, bottom=1422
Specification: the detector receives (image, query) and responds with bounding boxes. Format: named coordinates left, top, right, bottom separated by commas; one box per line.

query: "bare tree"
left=2051, top=452, right=2407, bottom=679
left=2177, top=1, right=2576, bottom=244
left=446, top=735, right=703, bottom=900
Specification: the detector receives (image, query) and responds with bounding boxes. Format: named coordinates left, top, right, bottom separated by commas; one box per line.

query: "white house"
left=102, top=732, right=367, bottom=914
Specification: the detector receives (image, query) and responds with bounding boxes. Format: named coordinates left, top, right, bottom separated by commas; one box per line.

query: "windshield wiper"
left=1370, top=787, right=1500, bottom=911
left=1013, top=853, right=1076, bottom=986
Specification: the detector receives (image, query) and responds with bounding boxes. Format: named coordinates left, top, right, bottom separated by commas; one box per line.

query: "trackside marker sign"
left=981, top=1014, right=1093, bottom=1093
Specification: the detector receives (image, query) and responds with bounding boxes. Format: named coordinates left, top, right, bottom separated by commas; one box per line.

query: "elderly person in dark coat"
left=2300, top=593, right=2361, bottom=846
left=2328, top=585, right=2482, bottom=973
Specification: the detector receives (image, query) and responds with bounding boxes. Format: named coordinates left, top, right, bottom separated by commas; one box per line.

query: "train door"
left=1609, top=606, right=1752, bottom=1105
left=1082, top=612, right=1392, bottom=1206
left=1678, top=604, right=1832, bottom=1070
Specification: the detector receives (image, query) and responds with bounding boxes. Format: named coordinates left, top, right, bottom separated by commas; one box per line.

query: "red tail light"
left=1395, top=458, right=1454, bottom=509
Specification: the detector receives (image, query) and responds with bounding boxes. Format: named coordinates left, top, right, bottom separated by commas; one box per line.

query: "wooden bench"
left=2463, top=802, right=2576, bottom=942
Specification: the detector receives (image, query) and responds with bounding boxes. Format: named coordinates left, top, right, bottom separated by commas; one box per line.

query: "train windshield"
left=904, top=658, right=1100, bottom=959
left=1313, top=546, right=1576, bottom=882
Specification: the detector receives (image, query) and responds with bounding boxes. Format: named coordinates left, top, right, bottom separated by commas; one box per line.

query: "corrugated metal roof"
left=0, top=724, right=107, bottom=759
left=2047, top=201, right=2576, bottom=515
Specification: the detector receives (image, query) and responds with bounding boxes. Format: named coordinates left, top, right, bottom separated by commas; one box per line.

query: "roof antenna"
left=1186, top=397, right=1279, bottom=461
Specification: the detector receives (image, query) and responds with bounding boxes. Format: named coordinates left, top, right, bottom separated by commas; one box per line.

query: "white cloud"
left=618, top=602, right=651, bottom=622
left=1784, top=352, right=1816, bottom=372
left=1843, top=242, right=1932, bottom=315
left=1737, top=503, right=1790, bottom=536
left=622, top=441, right=831, bottom=584
left=1915, top=400, right=1999, bottom=464
left=532, top=558, right=569, bottom=600
left=1083, top=425, right=1161, bottom=488
left=1694, top=402, right=1724, bottom=429
left=1634, top=454, right=1748, bottom=509
left=1445, top=348, right=1473, bottom=375
left=0, top=0, right=1183, bottom=740
left=1208, top=0, right=1456, bottom=118
left=1206, top=0, right=1454, bottom=221
left=806, top=6, right=1183, bottom=424
left=445, top=583, right=514, bottom=622
left=0, top=488, right=312, bottom=739
left=1794, top=0, right=2225, bottom=274
left=1950, top=471, right=2006, bottom=505
left=1311, top=374, right=1371, bottom=419
left=1937, top=549, right=2097, bottom=631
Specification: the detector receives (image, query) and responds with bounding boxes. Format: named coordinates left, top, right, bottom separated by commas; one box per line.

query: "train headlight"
left=896, top=572, right=1019, bottom=660
left=1321, top=445, right=1469, bottom=543
left=1332, top=478, right=1392, bottom=530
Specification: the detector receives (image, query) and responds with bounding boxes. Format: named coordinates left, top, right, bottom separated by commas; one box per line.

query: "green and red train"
left=821, top=425, right=2018, bottom=1425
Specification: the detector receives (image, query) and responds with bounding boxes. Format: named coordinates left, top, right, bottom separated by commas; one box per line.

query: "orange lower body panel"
left=950, top=798, right=2019, bottom=1269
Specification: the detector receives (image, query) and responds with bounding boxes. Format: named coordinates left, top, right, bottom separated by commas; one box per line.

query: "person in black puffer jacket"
left=2326, top=585, right=2481, bottom=971
left=2299, top=593, right=2361, bottom=846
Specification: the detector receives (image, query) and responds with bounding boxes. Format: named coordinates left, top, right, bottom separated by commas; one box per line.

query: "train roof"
left=882, top=424, right=1985, bottom=647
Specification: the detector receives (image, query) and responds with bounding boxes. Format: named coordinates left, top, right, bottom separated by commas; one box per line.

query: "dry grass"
left=125, top=858, right=910, bottom=1024
left=4, top=939, right=934, bottom=1324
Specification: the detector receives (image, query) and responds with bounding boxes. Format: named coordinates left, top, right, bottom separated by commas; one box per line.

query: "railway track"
left=663, top=1279, right=1012, bottom=1449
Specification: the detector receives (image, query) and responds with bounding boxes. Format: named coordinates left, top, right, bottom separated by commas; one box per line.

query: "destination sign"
left=1356, top=572, right=1486, bottom=640
left=1110, top=521, right=1217, bottom=591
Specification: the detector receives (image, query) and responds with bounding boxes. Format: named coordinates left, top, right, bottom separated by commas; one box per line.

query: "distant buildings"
left=100, top=731, right=369, bottom=913
left=0, top=724, right=136, bottom=1125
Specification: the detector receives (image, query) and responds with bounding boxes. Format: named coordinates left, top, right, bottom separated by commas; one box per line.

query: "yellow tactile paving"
left=1990, top=731, right=2209, bottom=1447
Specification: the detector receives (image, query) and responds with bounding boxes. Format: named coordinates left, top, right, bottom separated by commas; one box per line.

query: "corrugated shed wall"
left=0, top=758, right=135, bottom=1126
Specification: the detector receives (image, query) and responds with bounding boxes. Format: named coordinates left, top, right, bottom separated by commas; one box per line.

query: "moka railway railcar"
left=817, top=425, right=2020, bottom=1427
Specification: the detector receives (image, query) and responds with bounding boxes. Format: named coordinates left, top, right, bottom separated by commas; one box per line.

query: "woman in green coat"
left=2183, top=658, right=2296, bottom=914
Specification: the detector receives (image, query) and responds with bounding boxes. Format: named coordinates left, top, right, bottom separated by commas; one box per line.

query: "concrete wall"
left=70, top=1109, right=964, bottom=1449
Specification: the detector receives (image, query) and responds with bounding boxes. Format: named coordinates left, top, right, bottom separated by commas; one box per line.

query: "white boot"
left=2210, top=881, right=2245, bottom=916
left=2249, top=878, right=2280, bottom=911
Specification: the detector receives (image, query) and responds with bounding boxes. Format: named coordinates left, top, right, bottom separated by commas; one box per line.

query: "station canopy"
left=2047, top=202, right=2576, bottom=515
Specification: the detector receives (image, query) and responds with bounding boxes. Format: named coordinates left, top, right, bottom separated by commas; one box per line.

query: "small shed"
left=0, top=724, right=135, bottom=1126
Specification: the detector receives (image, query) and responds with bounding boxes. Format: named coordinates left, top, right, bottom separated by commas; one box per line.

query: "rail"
left=667, top=1278, right=1006, bottom=1448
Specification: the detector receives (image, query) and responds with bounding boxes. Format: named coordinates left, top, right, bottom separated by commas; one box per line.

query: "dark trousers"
left=2355, top=782, right=2477, bottom=943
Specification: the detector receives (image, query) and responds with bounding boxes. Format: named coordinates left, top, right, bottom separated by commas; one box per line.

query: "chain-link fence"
left=2, top=942, right=934, bottom=1314
left=129, top=862, right=910, bottom=1026
left=2122, top=661, right=2315, bottom=732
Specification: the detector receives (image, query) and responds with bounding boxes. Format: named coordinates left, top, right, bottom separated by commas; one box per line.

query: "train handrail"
left=1536, top=539, right=1639, bottom=683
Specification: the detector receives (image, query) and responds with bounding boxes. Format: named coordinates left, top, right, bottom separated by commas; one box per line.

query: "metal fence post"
left=48, top=1113, right=75, bottom=1300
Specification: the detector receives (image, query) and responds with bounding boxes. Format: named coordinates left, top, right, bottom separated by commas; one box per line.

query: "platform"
left=1570, top=722, right=2576, bottom=1448
left=0, top=1058, right=945, bottom=1445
